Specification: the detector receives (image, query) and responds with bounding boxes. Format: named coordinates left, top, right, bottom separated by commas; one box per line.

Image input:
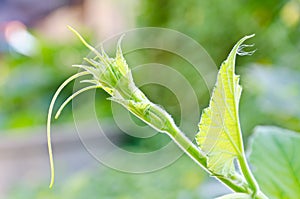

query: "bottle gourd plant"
left=47, top=27, right=290, bottom=198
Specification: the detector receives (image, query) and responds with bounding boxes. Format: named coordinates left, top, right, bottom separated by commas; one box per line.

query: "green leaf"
left=215, top=193, right=251, bottom=199
left=195, top=35, right=254, bottom=176
left=248, top=126, right=300, bottom=199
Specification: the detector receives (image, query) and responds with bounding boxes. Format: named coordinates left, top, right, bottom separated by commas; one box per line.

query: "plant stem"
left=238, top=155, right=257, bottom=189
left=236, top=122, right=267, bottom=198
left=236, top=137, right=268, bottom=198
left=238, top=153, right=266, bottom=198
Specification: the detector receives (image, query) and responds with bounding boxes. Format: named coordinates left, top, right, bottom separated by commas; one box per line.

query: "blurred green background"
left=0, top=0, right=299, bottom=198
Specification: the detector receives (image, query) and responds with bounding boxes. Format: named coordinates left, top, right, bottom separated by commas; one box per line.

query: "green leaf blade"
left=196, top=35, right=254, bottom=176
left=248, top=126, right=300, bottom=199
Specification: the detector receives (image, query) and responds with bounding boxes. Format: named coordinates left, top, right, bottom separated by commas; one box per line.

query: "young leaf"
left=196, top=35, right=254, bottom=176
left=248, top=126, right=300, bottom=199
